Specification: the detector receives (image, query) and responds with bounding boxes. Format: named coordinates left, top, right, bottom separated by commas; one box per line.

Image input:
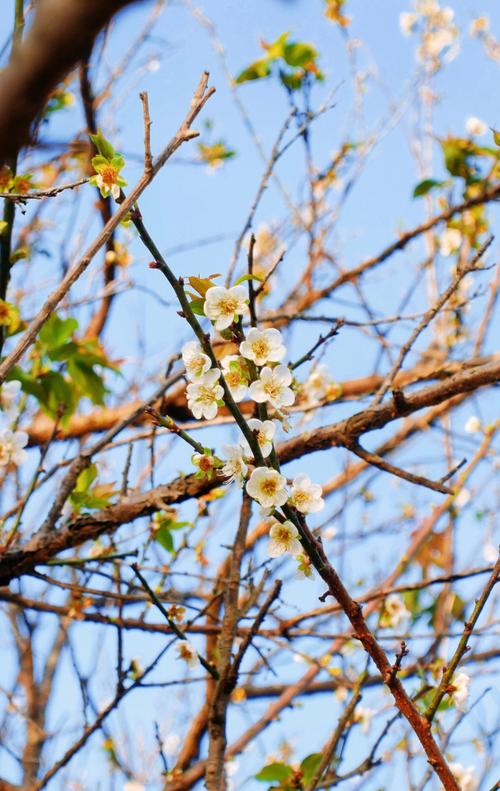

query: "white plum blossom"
left=380, top=594, right=410, bottom=628
left=124, top=782, right=146, bottom=791
left=239, top=328, right=286, bottom=366
left=289, top=474, right=324, bottom=514
left=465, top=116, right=487, bottom=137
left=221, top=445, right=248, bottom=487
left=353, top=705, right=374, bottom=734
left=176, top=641, right=198, bottom=668
left=449, top=763, right=479, bottom=791
left=483, top=540, right=498, bottom=563
left=0, top=428, right=28, bottom=467
left=267, top=520, right=302, bottom=557
left=248, top=365, right=295, bottom=410
left=192, top=451, right=220, bottom=479
left=451, top=671, right=470, bottom=709
left=440, top=227, right=462, bottom=256
left=0, top=380, right=22, bottom=421
left=400, top=11, right=418, bottom=35
left=239, top=418, right=276, bottom=459
left=464, top=416, right=481, bottom=433
left=203, top=285, right=249, bottom=330
left=221, top=355, right=249, bottom=402
left=186, top=369, right=224, bottom=420
left=246, top=467, right=288, bottom=508
left=182, top=340, right=211, bottom=381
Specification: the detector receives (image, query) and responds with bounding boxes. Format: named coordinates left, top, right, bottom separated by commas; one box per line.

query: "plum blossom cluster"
left=400, top=1, right=459, bottom=71
left=0, top=380, right=28, bottom=469
left=180, top=284, right=328, bottom=576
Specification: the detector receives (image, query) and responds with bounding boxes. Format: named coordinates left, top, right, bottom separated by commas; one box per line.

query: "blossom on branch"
left=186, top=369, right=224, bottom=420
left=203, top=285, right=249, bottom=330
left=240, top=418, right=276, bottom=459
left=267, top=520, right=302, bottom=557
left=450, top=671, right=470, bottom=709
left=182, top=341, right=211, bottom=381
left=289, top=473, right=324, bottom=514
left=449, top=763, right=478, bottom=791
left=175, top=641, right=198, bottom=668
left=0, top=380, right=22, bottom=421
left=249, top=365, right=295, bottom=409
left=221, top=355, right=249, bottom=402
left=380, top=594, right=410, bottom=628
left=246, top=467, right=288, bottom=508
left=0, top=428, right=28, bottom=467
left=240, top=327, right=286, bottom=366
left=221, top=445, right=248, bottom=486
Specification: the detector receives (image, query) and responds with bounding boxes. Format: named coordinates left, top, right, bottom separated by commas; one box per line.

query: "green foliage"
left=70, top=464, right=116, bottom=513
left=197, top=141, right=236, bottom=169
left=412, top=178, right=447, bottom=198
left=14, top=313, right=117, bottom=424
left=255, top=753, right=323, bottom=788
left=185, top=274, right=221, bottom=314
left=89, top=129, right=117, bottom=161
left=153, top=512, right=193, bottom=554
left=236, top=32, right=323, bottom=91
left=255, top=763, right=294, bottom=783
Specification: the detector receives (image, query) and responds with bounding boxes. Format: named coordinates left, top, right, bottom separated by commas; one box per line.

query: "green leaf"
left=300, top=753, right=323, bottom=784
left=235, top=58, right=272, bottom=84
left=38, top=314, right=78, bottom=351
left=89, top=129, right=116, bottom=160
left=74, top=464, right=99, bottom=494
left=188, top=275, right=220, bottom=297
left=492, top=128, right=500, bottom=147
left=67, top=358, right=106, bottom=404
left=283, top=41, right=318, bottom=68
left=189, top=297, right=206, bottom=316
left=255, top=763, right=293, bottom=782
left=233, top=273, right=263, bottom=286
left=155, top=526, right=174, bottom=553
left=413, top=179, right=445, bottom=198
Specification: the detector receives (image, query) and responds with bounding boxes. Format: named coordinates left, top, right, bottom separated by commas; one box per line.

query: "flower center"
left=219, top=296, right=238, bottom=315
left=190, top=355, right=206, bottom=376
left=263, top=379, right=281, bottom=399
left=198, top=385, right=215, bottom=404
left=100, top=165, right=118, bottom=186
left=261, top=479, right=278, bottom=496
left=277, top=527, right=290, bottom=542
left=226, top=370, right=240, bottom=386
left=294, top=490, right=310, bottom=505
left=252, top=340, right=269, bottom=358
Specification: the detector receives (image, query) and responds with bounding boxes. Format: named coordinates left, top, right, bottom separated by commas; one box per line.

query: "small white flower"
left=192, top=451, right=220, bottom=478
left=176, top=640, right=198, bottom=668
left=186, top=369, right=223, bottom=420
left=455, top=488, right=471, bottom=508
left=323, top=526, right=337, bottom=540
left=335, top=686, right=349, bottom=703
left=124, top=782, right=145, bottom=791
left=0, top=380, right=21, bottom=421
left=182, top=340, right=211, bottom=381
left=226, top=758, right=239, bottom=777
left=0, top=428, right=28, bottom=467
left=221, top=355, right=249, bottom=402
left=240, top=328, right=286, bottom=366
left=248, top=365, right=295, bottom=410
left=451, top=671, right=470, bottom=709
left=380, top=594, right=410, bottom=628
left=465, top=116, right=487, bottom=137
left=440, top=227, right=462, bottom=256
left=267, top=520, right=302, bottom=557
left=400, top=11, right=418, bottom=35
left=289, top=474, right=324, bottom=514
left=464, top=416, right=481, bottom=434
left=449, top=763, right=479, bottom=791
left=246, top=467, right=288, bottom=508
left=239, top=418, right=276, bottom=459
left=203, top=285, right=249, bottom=330
left=353, top=705, right=374, bottom=734
left=221, top=445, right=248, bottom=487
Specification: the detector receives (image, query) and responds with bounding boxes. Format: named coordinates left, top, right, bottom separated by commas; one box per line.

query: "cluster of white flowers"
left=180, top=285, right=328, bottom=575
left=0, top=381, right=28, bottom=469
left=439, top=227, right=462, bottom=257
left=449, top=763, right=479, bottom=791
left=400, top=1, right=459, bottom=71
left=380, top=594, right=410, bottom=628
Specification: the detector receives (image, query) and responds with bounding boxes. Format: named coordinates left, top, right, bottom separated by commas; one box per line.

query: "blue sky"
left=1, top=1, right=499, bottom=789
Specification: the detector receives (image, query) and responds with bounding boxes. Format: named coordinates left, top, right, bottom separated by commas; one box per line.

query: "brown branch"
left=0, top=0, right=145, bottom=162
